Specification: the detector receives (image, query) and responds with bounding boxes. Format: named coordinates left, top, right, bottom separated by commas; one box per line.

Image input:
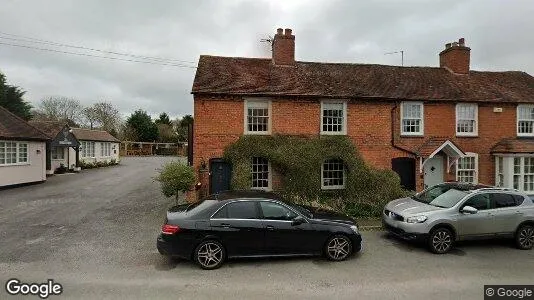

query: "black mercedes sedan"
left=157, top=190, right=362, bottom=269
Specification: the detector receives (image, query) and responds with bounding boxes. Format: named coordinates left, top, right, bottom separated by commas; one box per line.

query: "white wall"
left=69, top=141, right=120, bottom=164
left=50, top=146, right=77, bottom=173
left=0, top=141, right=46, bottom=187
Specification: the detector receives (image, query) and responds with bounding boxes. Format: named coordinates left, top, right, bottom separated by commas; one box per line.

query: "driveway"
left=1, top=156, right=533, bottom=300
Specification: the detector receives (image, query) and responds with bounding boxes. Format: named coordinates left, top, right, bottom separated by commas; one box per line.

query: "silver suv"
left=383, top=183, right=534, bottom=254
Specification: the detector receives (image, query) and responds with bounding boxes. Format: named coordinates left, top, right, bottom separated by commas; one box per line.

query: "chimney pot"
left=439, top=38, right=470, bottom=74
left=272, top=27, right=295, bottom=65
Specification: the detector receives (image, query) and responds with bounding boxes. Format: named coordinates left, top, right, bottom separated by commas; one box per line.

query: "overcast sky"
left=0, top=0, right=533, bottom=119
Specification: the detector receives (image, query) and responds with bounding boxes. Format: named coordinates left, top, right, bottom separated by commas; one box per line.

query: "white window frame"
left=100, top=142, right=111, bottom=157
left=456, top=152, right=478, bottom=184
left=244, top=99, right=272, bottom=135
left=51, top=147, right=65, bottom=160
left=400, top=102, right=424, bottom=136
left=455, top=103, right=478, bottom=136
left=0, top=141, right=29, bottom=166
left=321, top=159, right=346, bottom=190
left=495, top=156, right=504, bottom=187
left=320, top=100, right=347, bottom=135
left=251, top=157, right=272, bottom=191
left=517, top=105, right=534, bottom=137
left=513, top=156, right=534, bottom=192
left=81, top=141, right=95, bottom=158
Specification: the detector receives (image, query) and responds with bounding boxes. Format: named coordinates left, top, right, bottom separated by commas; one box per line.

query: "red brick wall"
left=439, top=46, right=470, bottom=74
left=193, top=95, right=518, bottom=195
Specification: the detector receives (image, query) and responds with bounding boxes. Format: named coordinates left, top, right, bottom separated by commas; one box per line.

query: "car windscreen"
left=413, top=185, right=453, bottom=204
left=286, top=203, right=313, bottom=218
left=426, top=189, right=468, bottom=208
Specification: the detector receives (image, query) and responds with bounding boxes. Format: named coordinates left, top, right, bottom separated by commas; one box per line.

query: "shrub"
left=55, top=163, right=68, bottom=174
left=223, top=135, right=411, bottom=218
left=155, top=160, right=196, bottom=202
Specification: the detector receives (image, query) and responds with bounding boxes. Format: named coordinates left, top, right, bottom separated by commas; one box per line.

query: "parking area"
left=0, top=156, right=533, bottom=300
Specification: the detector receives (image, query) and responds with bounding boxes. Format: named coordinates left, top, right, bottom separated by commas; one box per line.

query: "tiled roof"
left=0, top=106, right=49, bottom=141
left=71, top=128, right=120, bottom=142
left=192, top=55, right=534, bottom=103
left=28, top=121, right=66, bottom=139
left=491, top=138, right=534, bottom=153
left=413, top=137, right=465, bottom=157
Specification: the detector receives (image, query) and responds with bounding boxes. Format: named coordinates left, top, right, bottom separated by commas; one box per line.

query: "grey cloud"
left=0, top=0, right=533, bottom=121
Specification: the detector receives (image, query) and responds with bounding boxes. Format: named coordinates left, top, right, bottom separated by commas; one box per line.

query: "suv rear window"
left=492, top=193, right=520, bottom=208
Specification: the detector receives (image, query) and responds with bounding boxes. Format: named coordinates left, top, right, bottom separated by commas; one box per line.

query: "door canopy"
left=416, top=138, right=465, bottom=173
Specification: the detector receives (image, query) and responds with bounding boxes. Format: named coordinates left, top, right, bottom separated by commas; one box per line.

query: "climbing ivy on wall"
left=223, top=135, right=410, bottom=217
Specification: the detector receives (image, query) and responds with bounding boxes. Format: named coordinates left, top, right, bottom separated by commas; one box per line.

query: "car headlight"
left=406, top=215, right=427, bottom=223
left=350, top=225, right=359, bottom=233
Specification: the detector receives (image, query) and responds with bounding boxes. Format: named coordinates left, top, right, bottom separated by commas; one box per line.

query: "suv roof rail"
left=474, top=187, right=520, bottom=192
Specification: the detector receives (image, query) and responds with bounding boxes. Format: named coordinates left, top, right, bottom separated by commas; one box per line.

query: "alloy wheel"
left=431, top=230, right=452, bottom=253
left=327, top=237, right=351, bottom=260
left=518, top=227, right=534, bottom=249
left=196, top=242, right=223, bottom=269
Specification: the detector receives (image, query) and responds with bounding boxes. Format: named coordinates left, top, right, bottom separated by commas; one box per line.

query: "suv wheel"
left=194, top=240, right=226, bottom=270
left=428, top=228, right=454, bottom=254
left=515, top=225, right=534, bottom=250
left=325, top=235, right=352, bottom=261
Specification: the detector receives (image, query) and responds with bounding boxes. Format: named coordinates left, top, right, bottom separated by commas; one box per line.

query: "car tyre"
left=324, top=235, right=352, bottom=261
left=428, top=228, right=454, bottom=254
left=515, top=224, right=534, bottom=250
left=194, top=240, right=226, bottom=270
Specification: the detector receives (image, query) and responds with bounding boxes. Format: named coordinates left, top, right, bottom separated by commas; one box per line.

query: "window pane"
left=322, top=102, right=344, bottom=133
left=492, top=193, right=518, bottom=208
left=246, top=102, right=269, bottom=133
left=251, top=157, right=269, bottom=189
left=322, top=159, right=345, bottom=188
left=260, top=202, right=296, bottom=221
left=463, top=194, right=490, bottom=210
left=226, top=202, right=258, bottom=219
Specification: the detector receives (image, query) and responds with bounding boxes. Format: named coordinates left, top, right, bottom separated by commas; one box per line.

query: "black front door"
left=391, top=157, right=416, bottom=191
left=209, top=159, right=232, bottom=194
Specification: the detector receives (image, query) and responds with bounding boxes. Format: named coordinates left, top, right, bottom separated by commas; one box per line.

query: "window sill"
left=0, top=162, right=31, bottom=167
left=321, top=186, right=346, bottom=190
left=456, top=134, right=478, bottom=138
left=517, top=134, right=534, bottom=138
left=244, top=132, right=271, bottom=135
left=320, top=131, right=347, bottom=135
left=251, top=187, right=272, bottom=192
left=400, top=134, right=424, bottom=138
left=52, top=159, right=66, bottom=161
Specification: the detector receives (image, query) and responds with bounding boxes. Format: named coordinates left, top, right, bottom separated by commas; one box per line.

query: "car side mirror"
left=461, top=206, right=478, bottom=214
left=291, top=215, right=305, bottom=226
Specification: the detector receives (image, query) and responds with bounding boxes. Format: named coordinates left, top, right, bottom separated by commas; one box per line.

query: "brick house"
left=191, top=28, right=534, bottom=198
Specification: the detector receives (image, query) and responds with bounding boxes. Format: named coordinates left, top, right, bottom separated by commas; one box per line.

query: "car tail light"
left=161, top=224, right=180, bottom=235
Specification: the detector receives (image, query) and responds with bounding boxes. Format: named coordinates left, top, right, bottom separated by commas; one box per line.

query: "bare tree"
left=37, top=96, right=83, bottom=125
left=82, top=101, right=121, bottom=135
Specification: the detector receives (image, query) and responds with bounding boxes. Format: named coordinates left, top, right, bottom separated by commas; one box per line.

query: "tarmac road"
left=1, top=157, right=532, bottom=300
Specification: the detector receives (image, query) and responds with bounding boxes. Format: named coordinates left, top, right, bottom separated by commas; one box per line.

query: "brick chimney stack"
left=439, top=38, right=471, bottom=74
left=272, top=28, right=295, bottom=66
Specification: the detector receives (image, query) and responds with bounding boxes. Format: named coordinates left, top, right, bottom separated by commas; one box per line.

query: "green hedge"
left=79, top=159, right=119, bottom=169
left=223, top=135, right=411, bottom=218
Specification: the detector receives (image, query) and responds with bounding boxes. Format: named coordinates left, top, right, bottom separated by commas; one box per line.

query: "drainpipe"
left=391, top=102, right=417, bottom=155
